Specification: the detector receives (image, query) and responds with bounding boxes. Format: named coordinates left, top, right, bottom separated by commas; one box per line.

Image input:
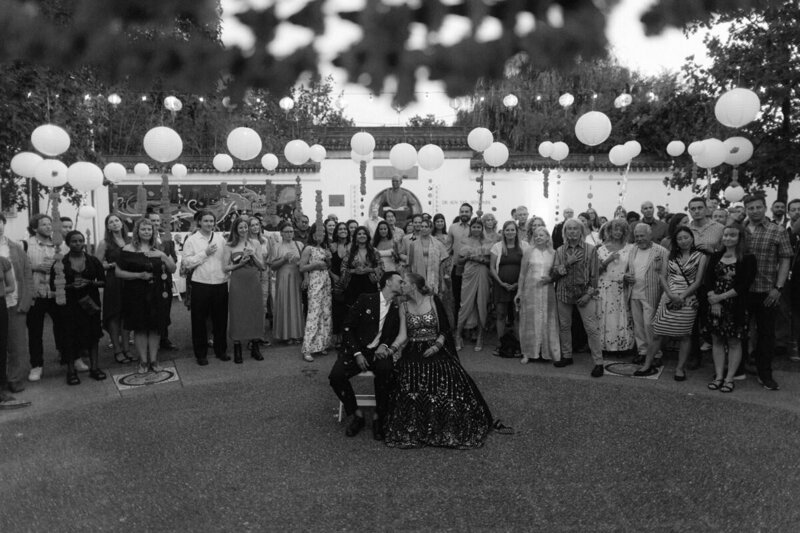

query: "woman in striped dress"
left=636, top=227, right=707, bottom=381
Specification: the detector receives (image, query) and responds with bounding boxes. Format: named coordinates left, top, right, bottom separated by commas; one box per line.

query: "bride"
left=383, top=272, right=509, bottom=449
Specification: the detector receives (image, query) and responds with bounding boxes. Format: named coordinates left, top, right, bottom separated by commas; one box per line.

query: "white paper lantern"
left=715, top=88, right=760, bottom=128
left=143, top=127, right=183, bottom=163
left=694, top=138, right=727, bottom=169
left=350, top=151, right=373, bottom=164
left=666, top=140, right=686, bottom=157
left=67, top=162, right=104, bottom=192
left=467, top=127, right=493, bottom=152
left=723, top=137, right=754, bottom=166
left=171, top=163, right=188, bottom=178
left=687, top=141, right=705, bottom=157
left=134, top=163, right=150, bottom=177
left=389, top=143, right=417, bottom=171
left=574, top=111, right=612, bottom=147
left=538, top=141, right=554, bottom=158
left=483, top=142, right=509, bottom=167
left=227, top=127, right=262, bottom=160
left=213, top=154, right=234, bottom=172
left=624, top=140, right=642, bottom=159
left=284, top=140, right=310, bottom=166
left=34, top=159, right=68, bottom=187
left=10, top=152, right=43, bottom=178
left=608, top=145, right=631, bottom=166
left=724, top=184, right=746, bottom=202
left=78, top=205, right=97, bottom=219
left=261, top=153, right=279, bottom=171
left=309, top=144, right=327, bottom=163
left=163, top=96, right=183, bottom=112
left=31, top=124, right=70, bottom=156
left=558, top=93, right=574, bottom=108
left=502, top=94, right=519, bottom=108
left=351, top=132, right=376, bottom=155
left=417, top=144, right=445, bottom=171
left=550, top=141, right=569, bottom=162
left=614, top=93, right=632, bottom=108
left=103, top=162, right=127, bottom=183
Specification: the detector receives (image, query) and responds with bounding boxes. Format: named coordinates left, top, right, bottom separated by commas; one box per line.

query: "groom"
left=329, top=271, right=406, bottom=441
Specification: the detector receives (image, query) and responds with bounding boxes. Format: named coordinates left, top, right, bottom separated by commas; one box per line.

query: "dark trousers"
left=747, top=292, right=776, bottom=380
left=26, top=297, right=62, bottom=368
left=0, top=298, right=8, bottom=388
left=190, top=282, right=228, bottom=359
left=329, top=349, right=394, bottom=421
left=451, top=265, right=463, bottom=326
left=160, top=294, right=173, bottom=340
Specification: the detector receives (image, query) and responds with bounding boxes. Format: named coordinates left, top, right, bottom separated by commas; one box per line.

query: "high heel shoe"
left=250, top=341, right=264, bottom=361
left=233, top=343, right=243, bottom=364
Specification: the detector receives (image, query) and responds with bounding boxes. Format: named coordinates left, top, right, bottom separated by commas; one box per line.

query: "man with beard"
left=447, top=203, right=473, bottom=324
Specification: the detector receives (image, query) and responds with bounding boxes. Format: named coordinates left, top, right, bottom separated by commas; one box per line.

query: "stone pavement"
left=3, top=338, right=800, bottom=531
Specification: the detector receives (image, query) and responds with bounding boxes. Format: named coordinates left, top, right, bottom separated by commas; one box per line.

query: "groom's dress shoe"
left=345, top=415, right=366, bottom=437
left=372, top=419, right=385, bottom=441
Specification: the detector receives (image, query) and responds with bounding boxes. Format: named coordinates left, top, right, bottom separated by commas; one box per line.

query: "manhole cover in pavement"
left=604, top=361, right=662, bottom=380
left=113, top=365, right=180, bottom=391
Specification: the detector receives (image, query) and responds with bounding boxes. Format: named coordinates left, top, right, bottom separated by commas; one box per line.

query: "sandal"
left=89, top=368, right=107, bottom=381
left=302, top=353, right=314, bottom=363
left=633, top=367, right=658, bottom=377
left=520, top=357, right=529, bottom=364
left=67, top=371, right=80, bottom=386
left=707, top=379, right=723, bottom=390
left=719, top=380, right=735, bottom=393
left=492, top=419, right=514, bottom=435
left=114, top=351, right=134, bottom=364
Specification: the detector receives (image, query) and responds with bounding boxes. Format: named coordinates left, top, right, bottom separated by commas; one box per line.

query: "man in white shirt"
left=181, top=210, right=229, bottom=365
left=447, top=203, right=473, bottom=323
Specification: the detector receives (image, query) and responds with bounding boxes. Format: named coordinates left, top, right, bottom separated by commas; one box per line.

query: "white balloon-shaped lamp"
left=715, top=88, right=760, bottom=128
left=694, top=139, right=728, bottom=169
left=11, top=152, right=43, bottom=178
left=666, top=141, right=686, bottom=157
left=171, top=163, right=188, bottom=178
left=34, top=159, right=69, bottom=187
left=309, top=144, right=327, bottom=163
left=143, top=126, right=183, bottom=163
left=227, top=127, right=262, bottom=161
left=213, top=154, right=234, bottom=172
left=134, top=163, right=150, bottom=177
left=483, top=142, right=509, bottom=167
left=103, top=162, right=127, bottom=183
left=261, top=153, right=279, bottom=171
left=78, top=205, right=97, bottom=219
left=284, top=140, right=310, bottom=166
left=467, top=128, right=493, bottom=152
left=351, top=132, right=376, bottom=156
left=608, top=145, right=631, bottom=166
left=31, top=124, right=70, bottom=156
left=417, top=144, right=445, bottom=171
left=574, top=111, right=612, bottom=147
left=389, top=143, right=417, bottom=171
left=67, top=162, right=104, bottom=192
left=538, top=141, right=554, bottom=158
left=624, top=140, right=642, bottom=159
left=550, top=142, right=569, bottom=162
left=723, top=137, right=754, bottom=166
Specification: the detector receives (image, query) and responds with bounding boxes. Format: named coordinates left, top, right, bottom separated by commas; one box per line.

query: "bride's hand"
left=423, top=345, right=438, bottom=358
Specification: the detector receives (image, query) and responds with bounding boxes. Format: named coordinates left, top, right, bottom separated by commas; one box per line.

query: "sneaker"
left=758, top=376, right=780, bottom=391
left=74, top=359, right=90, bottom=372
left=28, top=367, right=42, bottom=382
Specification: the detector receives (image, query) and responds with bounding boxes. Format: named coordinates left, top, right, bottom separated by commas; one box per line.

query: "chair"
left=337, top=371, right=376, bottom=422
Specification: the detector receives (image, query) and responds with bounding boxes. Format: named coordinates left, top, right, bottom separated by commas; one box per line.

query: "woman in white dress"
left=596, top=219, right=635, bottom=354
left=516, top=227, right=561, bottom=363
left=372, top=220, right=403, bottom=273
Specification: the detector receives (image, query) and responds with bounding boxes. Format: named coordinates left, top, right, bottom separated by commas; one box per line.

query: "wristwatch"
left=774, top=285, right=784, bottom=291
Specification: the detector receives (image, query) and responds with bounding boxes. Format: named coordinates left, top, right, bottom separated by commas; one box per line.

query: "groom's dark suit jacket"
left=342, top=292, right=401, bottom=358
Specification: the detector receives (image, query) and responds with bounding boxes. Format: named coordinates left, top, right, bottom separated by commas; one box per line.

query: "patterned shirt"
left=551, top=241, right=599, bottom=305
left=690, top=219, right=725, bottom=253
left=745, top=218, right=793, bottom=293
left=26, top=236, right=65, bottom=298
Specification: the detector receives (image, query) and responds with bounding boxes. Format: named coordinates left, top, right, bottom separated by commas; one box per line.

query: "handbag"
left=78, top=294, right=101, bottom=315
left=669, top=257, right=699, bottom=310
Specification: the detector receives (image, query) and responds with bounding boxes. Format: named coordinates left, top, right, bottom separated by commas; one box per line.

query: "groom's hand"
left=354, top=353, right=369, bottom=371
left=374, top=344, right=389, bottom=359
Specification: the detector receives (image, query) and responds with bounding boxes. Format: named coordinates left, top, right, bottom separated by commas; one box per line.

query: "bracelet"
left=389, top=345, right=399, bottom=354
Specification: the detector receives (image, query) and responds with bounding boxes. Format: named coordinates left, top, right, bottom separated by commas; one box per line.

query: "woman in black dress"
left=51, top=231, right=106, bottom=385
left=329, top=222, right=350, bottom=348
left=342, top=226, right=383, bottom=306
left=95, top=213, right=132, bottom=363
left=489, top=220, right=528, bottom=353
left=384, top=272, right=510, bottom=449
left=116, top=218, right=176, bottom=373
left=703, top=224, right=756, bottom=393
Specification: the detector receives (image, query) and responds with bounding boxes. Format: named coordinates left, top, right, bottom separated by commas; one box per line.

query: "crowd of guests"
left=1, top=189, right=799, bottom=410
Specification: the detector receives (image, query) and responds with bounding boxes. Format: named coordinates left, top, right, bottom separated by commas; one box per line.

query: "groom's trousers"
left=329, top=349, right=394, bottom=420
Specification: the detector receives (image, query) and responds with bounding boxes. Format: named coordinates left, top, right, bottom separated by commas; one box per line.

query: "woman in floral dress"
left=597, top=219, right=635, bottom=354
left=299, top=225, right=332, bottom=362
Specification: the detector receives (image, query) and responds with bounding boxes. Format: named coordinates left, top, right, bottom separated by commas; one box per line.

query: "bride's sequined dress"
left=384, top=296, right=493, bottom=449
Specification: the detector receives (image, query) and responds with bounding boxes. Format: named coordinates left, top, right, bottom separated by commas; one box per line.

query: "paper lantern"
left=417, top=144, right=445, bottom=171
left=133, top=163, right=150, bottom=177
left=614, top=93, right=632, bottom=108
left=389, top=143, right=417, bottom=171
left=107, top=93, right=122, bottom=106
left=558, top=93, right=574, bottom=107
left=67, top=162, right=104, bottom=192
left=666, top=140, right=685, bottom=157
left=279, top=97, right=295, bottom=111
left=723, top=137, right=754, bottom=166
left=502, top=94, right=519, bottom=108
left=31, top=124, right=70, bottom=156
left=694, top=139, right=727, bottom=169
left=624, top=140, right=642, bottom=159
left=687, top=141, right=705, bottom=157
left=261, top=153, right=279, bottom=171
left=213, top=154, right=234, bottom=172
left=715, top=88, right=760, bottom=128
left=10, top=152, right=43, bottom=178
left=78, top=205, right=97, bottom=219
left=538, top=141, right=554, bottom=158
left=34, top=159, right=68, bottom=187
left=550, top=142, right=569, bottom=162
left=724, top=184, right=746, bottom=202
left=103, top=162, right=127, bottom=183
left=143, top=127, right=183, bottom=163
left=467, top=128, right=493, bottom=152
left=227, top=127, right=262, bottom=160
left=171, top=163, right=188, bottom=178
left=574, top=111, right=612, bottom=147
left=483, top=142, right=509, bottom=167
left=351, top=132, right=375, bottom=155
left=284, top=140, right=310, bottom=166
left=163, top=96, right=182, bottom=112
left=608, top=145, right=630, bottom=166
left=309, top=144, right=327, bottom=163
left=350, top=151, right=373, bottom=164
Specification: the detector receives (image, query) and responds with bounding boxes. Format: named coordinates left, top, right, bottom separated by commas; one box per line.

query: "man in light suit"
left=329, top=271, right=406, bottom=440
